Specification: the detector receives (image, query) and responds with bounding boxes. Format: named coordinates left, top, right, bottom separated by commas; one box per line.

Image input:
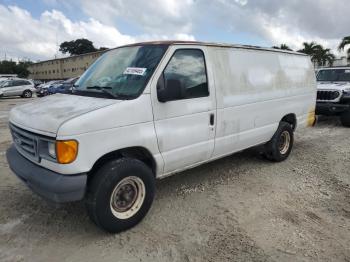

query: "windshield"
left=74, top=45, right=168, bottom=99
left=317, top=69, right=350, bottom=82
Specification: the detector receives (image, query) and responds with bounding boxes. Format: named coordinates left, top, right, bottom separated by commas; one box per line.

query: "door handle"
left=209, top=113, right=215, bottom=126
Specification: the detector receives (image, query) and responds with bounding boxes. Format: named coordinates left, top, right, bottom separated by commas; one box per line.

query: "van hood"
left=317, top=82, right=350, bottom=91
left=10, top=94, right=120, bottom=135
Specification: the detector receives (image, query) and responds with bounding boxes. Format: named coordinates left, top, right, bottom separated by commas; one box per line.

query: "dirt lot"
left=0, top=97, right=349, bottom=262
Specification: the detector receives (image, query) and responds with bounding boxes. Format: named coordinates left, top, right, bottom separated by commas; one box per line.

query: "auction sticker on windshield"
left=123, top=67, right=147, bottom=76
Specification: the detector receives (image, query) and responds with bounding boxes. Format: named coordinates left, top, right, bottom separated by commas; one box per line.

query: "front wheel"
left=85, top=158, right=155, bottom=233
left=340, top=110, right=350, bottom=127
left=264, top=122, right=294, bottom=162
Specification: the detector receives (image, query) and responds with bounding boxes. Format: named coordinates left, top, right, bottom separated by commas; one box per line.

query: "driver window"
left=163, top=49, right=209, bottom=100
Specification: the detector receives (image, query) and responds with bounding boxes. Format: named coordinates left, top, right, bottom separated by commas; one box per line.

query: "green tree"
left=338, top=36, right=350, bottom=62
left=59, top=38, right=97, bottom=56
left=272, top=44, right=293, bottom=51
left=298, top=42, right=322, bottom=56
left=0, top=60, right=32, bottom=78
left=298, top=42, right=335, bottom=67
left=15, top=61, right=33, bottom=78
left=98, top=47, right=109, bottom=51
left=314, top=47, right=335, bottom=67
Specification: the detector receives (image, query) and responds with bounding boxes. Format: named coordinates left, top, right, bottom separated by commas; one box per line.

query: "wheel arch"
left=88, top=146, right=157, bottom=183
left=280, top=113, right=297, bottom=131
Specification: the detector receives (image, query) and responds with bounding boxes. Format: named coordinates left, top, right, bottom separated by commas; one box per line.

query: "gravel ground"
left=0, top=97, right=349, bottom=262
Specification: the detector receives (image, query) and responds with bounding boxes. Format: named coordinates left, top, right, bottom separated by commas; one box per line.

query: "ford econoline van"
left=6, top=41, right=317, bottom=233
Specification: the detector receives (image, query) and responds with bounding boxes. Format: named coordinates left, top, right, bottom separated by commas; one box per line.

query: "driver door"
left=151, top=46, right=216, bottom=175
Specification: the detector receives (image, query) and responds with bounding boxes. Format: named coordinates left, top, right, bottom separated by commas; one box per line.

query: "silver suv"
left=0, top=79, right=36, bottom=98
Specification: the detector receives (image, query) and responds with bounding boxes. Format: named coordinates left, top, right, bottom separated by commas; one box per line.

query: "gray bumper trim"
left=316, top=102, right=350, bottom=115
left=6, top=145, right=87, bottom=203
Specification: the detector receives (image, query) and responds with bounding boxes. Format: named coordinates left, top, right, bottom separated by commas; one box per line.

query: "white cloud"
left=80, top=0, right=195, bottom=34
left=1, top=1, right=350, bottom=61
left=0, top=4, right=195, bottom=61
left=205, top=0, right=350, bottom=55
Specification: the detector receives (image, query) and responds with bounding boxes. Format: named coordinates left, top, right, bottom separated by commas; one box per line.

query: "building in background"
left=28, top=50, right=107, bottom=80
left=315, top=56, right=349, bottom=69
left=333, top=57, right=349, bottom=67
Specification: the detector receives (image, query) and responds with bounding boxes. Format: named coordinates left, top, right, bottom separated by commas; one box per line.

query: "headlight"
left=56, top=140, right=78, bottom=164
left=48, top=142, right=56, bottom=158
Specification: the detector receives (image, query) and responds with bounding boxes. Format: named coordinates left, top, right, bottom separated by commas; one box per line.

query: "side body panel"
left=207, top=47, right=316, bottom=158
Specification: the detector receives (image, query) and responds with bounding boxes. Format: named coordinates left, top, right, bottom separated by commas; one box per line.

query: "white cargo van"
left=6, top=41, right=316, bottom=233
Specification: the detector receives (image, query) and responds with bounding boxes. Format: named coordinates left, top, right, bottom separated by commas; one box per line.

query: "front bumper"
left=6, top=145, right=87, bottom=203
left=316, top=102, right=350, bottom=115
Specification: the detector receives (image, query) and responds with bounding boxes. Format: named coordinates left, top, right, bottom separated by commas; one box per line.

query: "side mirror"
left=157, top=75, right=183, bottom=102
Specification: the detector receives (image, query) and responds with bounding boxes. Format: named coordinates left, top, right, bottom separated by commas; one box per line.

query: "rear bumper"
left=316, top=102, right=350, bottom=115
left=6, top=145, right=87, bottom=203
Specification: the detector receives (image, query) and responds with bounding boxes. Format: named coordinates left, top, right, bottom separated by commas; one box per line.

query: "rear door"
left=19, top=80, right=32, bottom=95
left=11, top=80, right=25, bottom=96
left=151, top=46, right=217, bottom=175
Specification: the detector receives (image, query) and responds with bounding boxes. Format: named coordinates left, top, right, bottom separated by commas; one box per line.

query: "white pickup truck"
left=6, top=41, right=316, bottom=233
left=316, top=67, right=350, bottom=126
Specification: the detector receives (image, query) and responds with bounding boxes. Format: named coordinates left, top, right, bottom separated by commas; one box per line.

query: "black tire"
left=85, top=158, right=155, bottom=233
left=340, top=110, right=350, bottom=127
left=22, top=90, right=32, bottom=98
left=264, top=122, right=294, bottom=162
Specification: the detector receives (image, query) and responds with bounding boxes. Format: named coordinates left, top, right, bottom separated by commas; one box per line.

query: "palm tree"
left=298, top=42, right=322, bottom=55
left=272, top=44, right=293, bottom=51
left=314, top=47, right=335, bottom=67
left=298, top=42, right=335, bottom=67
left=338, top=36, right=350, bottom=62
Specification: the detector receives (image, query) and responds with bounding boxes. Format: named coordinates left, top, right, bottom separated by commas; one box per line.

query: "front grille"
left=10, top=124, right=39, bottom=162
left=317, top=90, right=341, bottom=101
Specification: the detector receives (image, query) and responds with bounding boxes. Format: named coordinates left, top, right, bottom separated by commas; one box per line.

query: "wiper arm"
left=85, top=86, right=120, bottom=99
left=86, top=86, right=132, bottom=99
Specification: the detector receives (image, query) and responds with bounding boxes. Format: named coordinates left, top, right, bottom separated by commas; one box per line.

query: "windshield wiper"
left=85, top=86, right=134, bottom=100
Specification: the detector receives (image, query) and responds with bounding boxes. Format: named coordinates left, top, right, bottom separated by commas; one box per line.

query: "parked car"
left=6, top=41, right=316, bottom=233
left=47, top=80, right=64, bottom=95
left=0, top=79, right=36, bottom=98
left=315, top=67, right=350, bottom=127
left=33, top=80, right=43, bottom=88
left=49, top=77, right=79, bottom=94
left=36, top=80, right=60, bottom=97
left=36, top=83, right=48, bottom=97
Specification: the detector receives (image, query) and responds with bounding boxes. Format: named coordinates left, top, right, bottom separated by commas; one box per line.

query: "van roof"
left=123, top=40, right=308, bottom=56
left=318, top=66, right=350, bottom=70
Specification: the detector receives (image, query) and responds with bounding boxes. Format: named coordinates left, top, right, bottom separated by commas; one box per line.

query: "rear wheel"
left=264, top=122, right=294, bottom=162
left=85, top=158, right=155, bottom=233
left=340, top=110, right=350, bottom=127
left=22, top=90, right=32, bottom=98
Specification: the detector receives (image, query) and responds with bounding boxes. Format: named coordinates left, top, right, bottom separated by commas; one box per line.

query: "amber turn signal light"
left=56, top=140, right=78, bottom=164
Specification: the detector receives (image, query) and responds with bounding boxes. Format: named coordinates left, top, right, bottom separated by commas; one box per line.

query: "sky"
left=0, top=0, right=349, bottom=61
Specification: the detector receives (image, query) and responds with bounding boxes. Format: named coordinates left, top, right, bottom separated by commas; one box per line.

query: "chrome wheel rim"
left=278, top=131, right=291, bottom=155
left=110, top=176, right=145, bottom=219
left=24, top=92, right=31, bottom=97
